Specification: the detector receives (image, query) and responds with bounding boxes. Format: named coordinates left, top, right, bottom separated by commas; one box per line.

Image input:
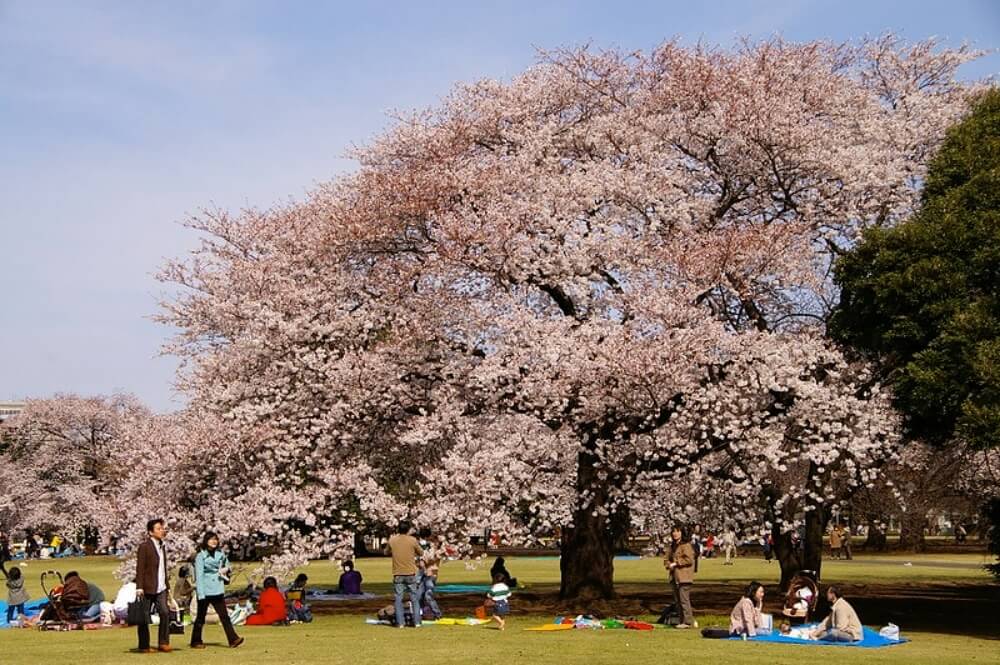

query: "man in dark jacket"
left=135, top=518, right=171, bottom=653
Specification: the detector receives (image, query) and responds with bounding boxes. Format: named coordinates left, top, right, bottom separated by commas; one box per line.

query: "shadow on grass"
left=311, top=581, right=1000, bottom=639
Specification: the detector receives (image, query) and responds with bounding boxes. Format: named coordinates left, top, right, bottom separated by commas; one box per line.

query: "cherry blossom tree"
left=0, top=394, right=149, bottom=547
left=159, top=36, right=982, bottom=598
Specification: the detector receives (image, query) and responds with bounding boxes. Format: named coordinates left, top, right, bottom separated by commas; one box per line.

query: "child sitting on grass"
left=487, top=573, right=511, bottom=630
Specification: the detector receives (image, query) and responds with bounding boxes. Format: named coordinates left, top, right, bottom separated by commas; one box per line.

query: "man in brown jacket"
left=664, top=525, right=696, bottom=628
left=59, top=570, right=91, bottom=613
left=135, top=518, right=172, bottom=653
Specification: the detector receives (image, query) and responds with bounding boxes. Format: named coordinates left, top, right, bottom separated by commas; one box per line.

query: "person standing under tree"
left=840, top=524, right=853, bottom=560
left=721, top=528, right=738, bottom=566
left=829, top=524, right=843, bottom=560
left=190, top=531, right=244, bottom=649
left=135, top=519, right=172, bottom=653
left=665, top=525, right=697, bottom=629
left=417, top=528, right=442, bottom=620
left=387, top=521, right=423, bottom=628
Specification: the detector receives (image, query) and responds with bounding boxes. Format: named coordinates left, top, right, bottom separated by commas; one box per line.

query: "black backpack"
left=656, top=603, right=681, bottom=626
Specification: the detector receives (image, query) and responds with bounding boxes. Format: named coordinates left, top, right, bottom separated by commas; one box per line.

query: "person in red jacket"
left=245, top=577, right=287, bottom=626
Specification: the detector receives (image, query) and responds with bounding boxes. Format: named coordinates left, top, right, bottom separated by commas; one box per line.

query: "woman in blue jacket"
left=190, top=532, right=244, bottom=649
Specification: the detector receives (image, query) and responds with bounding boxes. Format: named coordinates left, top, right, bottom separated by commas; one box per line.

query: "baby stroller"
left=37, top=570, right=82, bottom=630
left=781, top=571, right=819, bottom=625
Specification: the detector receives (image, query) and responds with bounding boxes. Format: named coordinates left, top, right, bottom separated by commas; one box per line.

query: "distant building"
left=0, top=401, right=25, bottom=422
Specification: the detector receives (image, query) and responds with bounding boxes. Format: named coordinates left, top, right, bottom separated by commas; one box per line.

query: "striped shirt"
left=488, top=583, right=511, bottom=603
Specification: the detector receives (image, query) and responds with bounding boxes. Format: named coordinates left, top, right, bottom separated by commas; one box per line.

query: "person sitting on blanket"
left=730, top=581, right=766, bottom=637
left=287, top=574, right=313, bottom=623
left=85, top=579, right=106, bottom=621
left=245, top=577, right=287, bottom=625
left=112, top=582, right=138, bottom=621
left=337, top=560, right=363, bottom=595
left=701, top=581, right=767, bottom=638
left=809, top=585, right=863, bottom=642
left=61, top=571, right=100, bottom=620
left=287, top=573, right=308, bottom=600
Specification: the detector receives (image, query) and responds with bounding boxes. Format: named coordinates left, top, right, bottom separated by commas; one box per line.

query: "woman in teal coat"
left=190, top=532, right=244, bottom=649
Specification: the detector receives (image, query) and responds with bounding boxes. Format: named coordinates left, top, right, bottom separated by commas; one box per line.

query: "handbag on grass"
left=126, top=596, right=152, bottom=626
left=168, top=597, right=185, bottom=635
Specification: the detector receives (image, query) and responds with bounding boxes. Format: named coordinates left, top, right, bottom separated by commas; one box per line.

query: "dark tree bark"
left=559, top=436, right=621, bottom=600
left=772, top=527, right=802, bottom=591
left=898, top=513, right=928, bottom=552
left=803, top=506, right=828, bottom=581
left=863, top=520, right=888, bottom=551
left=559, top=505, right=617, bottom=600
left=353, top=531, right=372, bottom=558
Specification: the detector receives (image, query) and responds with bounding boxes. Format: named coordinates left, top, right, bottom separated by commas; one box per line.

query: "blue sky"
left=1, top=1, right=997, bottom=412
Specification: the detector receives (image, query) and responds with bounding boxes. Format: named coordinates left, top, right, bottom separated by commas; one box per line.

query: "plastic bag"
left=879, top=623, right=900, bottom=640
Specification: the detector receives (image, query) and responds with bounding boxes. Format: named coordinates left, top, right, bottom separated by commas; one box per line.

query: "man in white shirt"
left=135, top=519, right=172, bottom=653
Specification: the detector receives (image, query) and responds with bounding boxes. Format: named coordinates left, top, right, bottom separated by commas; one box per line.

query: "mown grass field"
left=7, top=551, right=992, bottom=599
left=1, top=613, right=997, bottom=665
left=1, top=553, right=996, bottom=665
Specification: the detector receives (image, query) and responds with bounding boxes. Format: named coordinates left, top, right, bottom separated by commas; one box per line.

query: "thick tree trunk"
left=772, top=527, right=802, bottom=591
left=559, top=506, right=616, bottom=600
left=898, top=513, right=928, bottom=552
left=803, top=507, right=827, bottom=581
left=353, top=531, right=372, bottom=558
left=559, top=436, right=620, bottom=600
left=863, top=520, right=888, bottom=551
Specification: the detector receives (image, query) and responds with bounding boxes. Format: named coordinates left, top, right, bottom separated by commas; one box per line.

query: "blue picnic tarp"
left=0, top=598, right=48, bottom=628
left=733, top=626, right=909, bottom=648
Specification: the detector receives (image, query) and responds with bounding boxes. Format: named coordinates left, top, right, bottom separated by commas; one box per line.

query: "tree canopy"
left=830, top=88, right=1000, bottom=450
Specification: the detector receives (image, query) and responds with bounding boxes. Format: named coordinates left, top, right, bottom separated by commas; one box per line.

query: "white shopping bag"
left=879, top=623, right=900, bottom=640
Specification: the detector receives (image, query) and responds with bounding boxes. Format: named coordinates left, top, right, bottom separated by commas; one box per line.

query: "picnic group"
left=2, top=519, right=881, bottom=651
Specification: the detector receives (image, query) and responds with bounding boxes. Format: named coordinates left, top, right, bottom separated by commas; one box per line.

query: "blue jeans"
left=820, top=628, right=857, bottom=642
left=6, top=603, right=25, bottom=623
left=419, top=575, right=441, bottom=619
left=79, top=603, right=101, bottom=621
left=393, top=575, right=420, bottom=626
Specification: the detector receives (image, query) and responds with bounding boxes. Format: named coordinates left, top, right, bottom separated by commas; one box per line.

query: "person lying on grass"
left=809, top=585, right=862, bottom=642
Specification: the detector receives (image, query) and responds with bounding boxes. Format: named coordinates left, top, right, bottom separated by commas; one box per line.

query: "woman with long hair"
left=701, top=581, right=767, bottom=639
left=190, top=531, right=244, bottom=649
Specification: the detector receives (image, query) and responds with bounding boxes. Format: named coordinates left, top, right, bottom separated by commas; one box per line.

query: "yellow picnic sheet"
left=525, top=623, right=575, bottom=632
left=429, top=617, right=492, bottom=626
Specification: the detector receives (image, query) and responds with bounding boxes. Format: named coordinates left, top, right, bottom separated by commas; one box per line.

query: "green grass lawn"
left=8, top=552, right=989, bottom=600
left=3, top=554, right=995, bottom=665
left=1, top=614, right=997, bottom=665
